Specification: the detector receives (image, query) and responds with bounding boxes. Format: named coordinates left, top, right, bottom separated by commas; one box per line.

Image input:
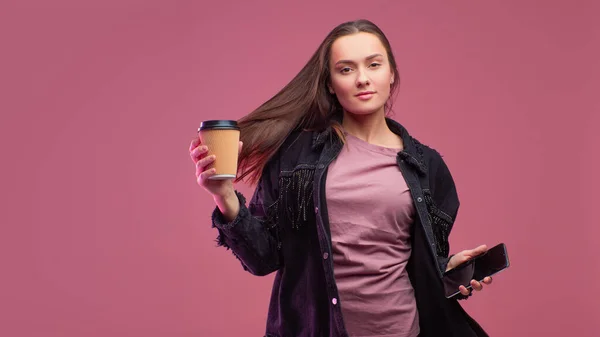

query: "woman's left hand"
left=446, top=244, right=493, bottom=296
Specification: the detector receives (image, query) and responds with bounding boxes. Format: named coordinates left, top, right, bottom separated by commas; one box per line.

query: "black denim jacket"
left=211, top=118, right=488, bottom=337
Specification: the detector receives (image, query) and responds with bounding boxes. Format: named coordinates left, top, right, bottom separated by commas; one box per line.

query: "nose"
left=356, top=69, right=370, bottom=87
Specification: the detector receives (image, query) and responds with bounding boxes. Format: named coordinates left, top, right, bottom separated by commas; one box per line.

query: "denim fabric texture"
left=211, top=118, right=489, bottom=337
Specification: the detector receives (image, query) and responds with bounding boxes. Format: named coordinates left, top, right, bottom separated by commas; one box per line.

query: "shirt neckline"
left=344, top=132, right=403, bottom=157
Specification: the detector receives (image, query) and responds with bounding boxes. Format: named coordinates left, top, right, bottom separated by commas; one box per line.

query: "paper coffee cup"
left=198, top=120, right=240, bottom=180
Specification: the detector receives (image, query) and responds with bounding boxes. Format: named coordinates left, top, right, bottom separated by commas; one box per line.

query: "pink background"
left=1, top=0, right=599, bottom=336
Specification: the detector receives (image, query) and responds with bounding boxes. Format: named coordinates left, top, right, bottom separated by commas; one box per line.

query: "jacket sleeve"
left=432, top=152, right=474, bottom=300
left=429, top=152, right=460, bottom=272
left=210, top=154, right=282, bottom=276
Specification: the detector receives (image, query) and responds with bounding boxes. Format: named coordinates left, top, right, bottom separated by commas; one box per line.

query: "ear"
left=390, top=75, right=395, bottom=85
left=328, top=84, right=335, bottom=94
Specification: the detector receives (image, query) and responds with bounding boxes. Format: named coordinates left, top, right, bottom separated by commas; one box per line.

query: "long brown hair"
left=237, top=19, right=401, bottom=184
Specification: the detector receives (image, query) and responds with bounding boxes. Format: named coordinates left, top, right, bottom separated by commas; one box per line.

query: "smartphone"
left=442, top=243, right=510, bottom=299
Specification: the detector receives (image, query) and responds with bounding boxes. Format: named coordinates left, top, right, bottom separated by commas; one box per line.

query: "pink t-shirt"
left=325, top=133, right=419, bottom=337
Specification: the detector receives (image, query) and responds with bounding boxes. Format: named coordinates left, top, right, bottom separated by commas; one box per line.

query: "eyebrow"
left=334, top=53, right=384, bottom=66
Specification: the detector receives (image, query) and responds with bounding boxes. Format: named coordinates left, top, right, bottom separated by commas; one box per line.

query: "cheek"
left=378, top=82, right=392, bottom=97
left=376, top=73, right=393, bottom=92
left=331, top=77, right=355, bottom=96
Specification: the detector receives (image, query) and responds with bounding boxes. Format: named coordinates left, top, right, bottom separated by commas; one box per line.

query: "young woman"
left=190, top=19, right=493, bottom=337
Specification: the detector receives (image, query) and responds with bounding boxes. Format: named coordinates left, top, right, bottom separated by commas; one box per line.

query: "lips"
left=355, top=91, right=375, bottom=100
left=356, top=91, right=375, bottom=97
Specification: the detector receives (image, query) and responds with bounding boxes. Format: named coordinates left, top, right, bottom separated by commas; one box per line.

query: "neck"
left=341, top=109, right=392, bottom=144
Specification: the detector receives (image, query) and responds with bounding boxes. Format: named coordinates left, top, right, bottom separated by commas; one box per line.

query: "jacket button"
left=323, top=252, right=329, bottom=260
left=417, top=197, right=423, bottom=203
left=332, top=298, right=337, bottom=305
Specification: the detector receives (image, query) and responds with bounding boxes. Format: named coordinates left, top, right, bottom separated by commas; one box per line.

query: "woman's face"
left=328, top=32, right=394, bottom=116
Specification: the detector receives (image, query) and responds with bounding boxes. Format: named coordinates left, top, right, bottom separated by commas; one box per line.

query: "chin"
left=342, top=104, right=385, bottom=116
left=341, top=98, right=386, bottom=116
left=345, top=109, right=378, bottom=116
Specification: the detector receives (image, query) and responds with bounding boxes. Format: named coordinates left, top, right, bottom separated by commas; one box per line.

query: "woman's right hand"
left=189, top=137, right=241, bottom=198
left=189, top=137, right=243, bottom=222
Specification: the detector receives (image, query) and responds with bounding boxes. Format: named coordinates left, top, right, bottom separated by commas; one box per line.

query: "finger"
left=459, top=285, right=470, bottom=296
left=449, top=252, right=470, bottom=267
left=189, top=137, right=201, bottom=152
left=452, top=244, right=488, bottom=263
left=464, top=244, right=488, bottom=259
left=191, top=145, right=209, bottom=163
left=238, top=141, right=243, bottom=155
left=471, top=280, right=483, bottom=291
left=483, top=276, right=493, bottom=284
left=471, top=244, right=488, bottom=255
left=195, top=155, right=216, bottom=175
left=198, top=167, right=217, bottom=183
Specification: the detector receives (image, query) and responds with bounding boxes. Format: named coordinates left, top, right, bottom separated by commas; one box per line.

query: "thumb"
left=238, top=141, right=243, bottom=155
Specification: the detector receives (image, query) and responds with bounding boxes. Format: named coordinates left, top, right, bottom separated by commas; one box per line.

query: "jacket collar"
left=311, top=115, right=427, bottom=175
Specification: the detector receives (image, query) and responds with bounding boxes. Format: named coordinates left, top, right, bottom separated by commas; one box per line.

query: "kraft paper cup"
left=198, top=120, right=240, bottom=180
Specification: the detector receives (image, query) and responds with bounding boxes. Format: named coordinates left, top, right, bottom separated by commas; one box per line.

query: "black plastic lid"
left=198, top=120, right=240, bottom=131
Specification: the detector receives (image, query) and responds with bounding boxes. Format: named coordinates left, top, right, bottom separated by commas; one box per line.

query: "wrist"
left=213, top=187, right=236, bottom=204
left=213, top=188, right=240, bottom=222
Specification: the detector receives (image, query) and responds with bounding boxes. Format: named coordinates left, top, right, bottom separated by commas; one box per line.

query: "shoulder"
left=411, top=136, right=460, bottom=218
left=386, top=117, right=447, bottom=174
left=281, top=129, right=315, bottom=152
left=409, top=135, right=447, bottom=174
left=261, top=130, right=314, bottom=173
left=409, top=135, right=457, bottom=197
left=282, top=130, right=314, bottom=149
left=275, top=129, right=321, bottom=169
